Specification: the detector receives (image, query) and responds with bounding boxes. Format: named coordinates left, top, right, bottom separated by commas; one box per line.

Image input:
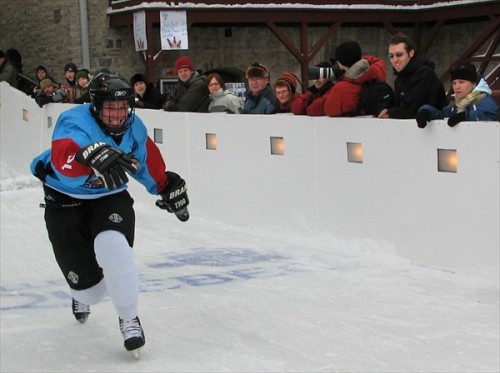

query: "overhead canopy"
left=107, top=0, right=500, bottom=96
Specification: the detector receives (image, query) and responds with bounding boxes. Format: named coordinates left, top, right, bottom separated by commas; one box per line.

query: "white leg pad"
left=71, top=279, right=107, bottom=305
left=94, top=230, right=139, bottom=320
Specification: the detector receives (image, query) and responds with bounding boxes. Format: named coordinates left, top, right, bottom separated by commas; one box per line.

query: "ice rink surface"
left=1, top=174, right=499, bottom=372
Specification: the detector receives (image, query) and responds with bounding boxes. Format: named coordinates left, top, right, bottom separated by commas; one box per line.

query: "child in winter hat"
left=416, top=62, right=498, bottom=128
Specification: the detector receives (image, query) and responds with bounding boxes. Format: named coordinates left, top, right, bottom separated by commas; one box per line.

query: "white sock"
left=94, top=230, right=139, bottom=320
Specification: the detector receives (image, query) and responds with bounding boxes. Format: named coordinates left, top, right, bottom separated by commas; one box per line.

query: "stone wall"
left=0, top=0, right=493, bottom=91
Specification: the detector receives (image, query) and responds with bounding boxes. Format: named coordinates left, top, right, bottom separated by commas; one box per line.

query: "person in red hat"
left=274, top=72, right=300, bottom=113
left=163, top=56, right=209, bottom=112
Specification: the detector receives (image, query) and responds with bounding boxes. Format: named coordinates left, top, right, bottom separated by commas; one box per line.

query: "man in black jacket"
left=378, top=33, right=447, bottom=119
left=162, top=56, right=209, bottom=112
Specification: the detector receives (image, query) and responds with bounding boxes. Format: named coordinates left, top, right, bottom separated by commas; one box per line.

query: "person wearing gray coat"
left=207, top=73, right=243, bottom=114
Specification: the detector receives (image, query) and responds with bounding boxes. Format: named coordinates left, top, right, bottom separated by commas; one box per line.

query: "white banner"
left=133, top=11, right=147, bottom=51
left=160, top=10, right=188, bottom=50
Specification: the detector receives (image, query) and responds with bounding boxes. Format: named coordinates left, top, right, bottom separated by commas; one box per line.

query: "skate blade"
left=130, top=348, right=141, bottom=360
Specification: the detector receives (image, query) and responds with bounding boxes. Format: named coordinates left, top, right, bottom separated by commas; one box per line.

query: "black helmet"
left=89, top=72, right=135, bottom=137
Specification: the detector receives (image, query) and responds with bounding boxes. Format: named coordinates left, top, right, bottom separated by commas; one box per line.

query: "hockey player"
left=30, top=71, right=189, bottom=357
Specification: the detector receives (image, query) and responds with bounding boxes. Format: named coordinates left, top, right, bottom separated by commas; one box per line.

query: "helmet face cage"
left=89, top=72, right=136, bottom=137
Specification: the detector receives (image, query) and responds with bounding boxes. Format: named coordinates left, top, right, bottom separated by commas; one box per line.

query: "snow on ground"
left=1, top=173, right=499, bottom=372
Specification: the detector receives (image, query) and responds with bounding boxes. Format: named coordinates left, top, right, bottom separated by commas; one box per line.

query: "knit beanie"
left=64, top=63, right=77, bottom=72
left=76, top=70, right=90, bottom=81
left=275, top=72, right=298, bottom=94
left=40, top=78, right=58, bottom=90
left=335, top=41, right=362, bottom=68
left=130, top=73, right=147, bottom=86
left=246, top=62, right=270, bottom=79
left=175, top=56, right=194, bottom=72
left=450, top=63, right=477, bottom=83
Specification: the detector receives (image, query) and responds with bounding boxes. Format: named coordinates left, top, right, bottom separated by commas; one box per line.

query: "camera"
left=307, top=64, right=343, bottom=81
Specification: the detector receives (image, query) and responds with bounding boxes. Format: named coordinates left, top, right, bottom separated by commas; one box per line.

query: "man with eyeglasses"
left=242, top=62, right=277, bottom=114
left=378, top=32, right=447, bottom=119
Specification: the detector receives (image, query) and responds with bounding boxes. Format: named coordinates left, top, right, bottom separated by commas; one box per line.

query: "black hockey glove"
left=447, top=112, right=466, bottom=127
left=416, top=108, right=431, bottom=128
left=75, top=142, right=140, bottom=190
left=156, top=171, right=190, bottom=222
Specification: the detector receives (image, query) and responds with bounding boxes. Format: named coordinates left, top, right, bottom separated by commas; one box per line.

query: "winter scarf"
left=455, top=90, right=486, bottom=113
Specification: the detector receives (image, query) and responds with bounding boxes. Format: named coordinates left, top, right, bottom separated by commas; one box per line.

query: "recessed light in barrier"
left=347, top=142, right=363, bottom=163
left=437, top=149, right=457, bottom=173
left=154, top=128, right=163, bottom=144
left=206, top=133, right=217, bottom=150
left=270, top=137, right=285, bottom=155
left=23, top=109, right=29, bottom=122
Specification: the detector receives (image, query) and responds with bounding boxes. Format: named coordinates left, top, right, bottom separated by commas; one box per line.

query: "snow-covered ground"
left=1, top=172, right=499, bottom=372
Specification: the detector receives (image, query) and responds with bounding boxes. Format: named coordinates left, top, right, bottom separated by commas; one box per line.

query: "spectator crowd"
left=1, top=31, right=498, bottom=125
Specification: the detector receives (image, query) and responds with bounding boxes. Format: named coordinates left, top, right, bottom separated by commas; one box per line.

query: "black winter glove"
left=447, top=112, right=466, bottom=127
left=75, top=142, right=140, bottom=190
left=416, top=109, right=431, bottom=128
left=163, top=100, right=178, bottom=112
left=156, top=171, right=190, bottom=222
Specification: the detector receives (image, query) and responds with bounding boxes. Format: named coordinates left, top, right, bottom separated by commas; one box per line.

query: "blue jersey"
left=30, top=104, right=168, bottom=199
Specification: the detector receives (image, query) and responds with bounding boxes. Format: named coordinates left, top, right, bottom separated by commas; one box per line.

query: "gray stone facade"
left=0, top=0, right=493, bottom=92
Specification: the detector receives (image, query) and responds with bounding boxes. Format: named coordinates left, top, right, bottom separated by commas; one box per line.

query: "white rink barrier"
left=1, top=81, right=499, bottom=272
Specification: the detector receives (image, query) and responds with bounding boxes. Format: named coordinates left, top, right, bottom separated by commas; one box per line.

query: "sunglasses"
left=388, top=51, right=406, bottom=59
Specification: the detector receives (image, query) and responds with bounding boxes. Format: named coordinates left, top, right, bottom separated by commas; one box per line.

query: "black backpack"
left=357, top=79, right=394, bottom=116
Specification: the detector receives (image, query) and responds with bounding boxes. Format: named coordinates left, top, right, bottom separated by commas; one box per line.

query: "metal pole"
left=79, top=0, right=90, bottom=70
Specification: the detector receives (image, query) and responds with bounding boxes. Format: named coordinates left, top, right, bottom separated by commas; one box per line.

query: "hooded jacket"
left=388, top=55, right=447, bottom=119
left=419, top=78, right=498, bottom=122
left=324, top=55, right=386, bottom=117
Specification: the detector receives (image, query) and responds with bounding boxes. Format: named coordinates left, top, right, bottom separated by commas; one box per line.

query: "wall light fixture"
left=154, top=128, right=163, bottom=144
left=347, top=142, right=363, bottom=163
left=437, top=149, right=457, bottom=173
left=206, top=133, right=217, bottom=150
left=270, top=136, right=285, bottom=155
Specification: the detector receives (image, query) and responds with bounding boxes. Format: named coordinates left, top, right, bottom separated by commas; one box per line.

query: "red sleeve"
left=145, top=136, right=169, bottom=192
left=292, top=92, right=311, bottom=115
left=51, top=138, right=90, bottom=177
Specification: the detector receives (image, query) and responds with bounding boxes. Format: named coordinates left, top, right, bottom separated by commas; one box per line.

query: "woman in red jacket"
left=324, top=41, right=387, bottom=117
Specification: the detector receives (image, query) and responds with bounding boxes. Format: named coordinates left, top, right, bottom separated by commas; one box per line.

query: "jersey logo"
left=109, top=213, right=123, bottom=223
left=67, top=271, right=79, bottom=284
